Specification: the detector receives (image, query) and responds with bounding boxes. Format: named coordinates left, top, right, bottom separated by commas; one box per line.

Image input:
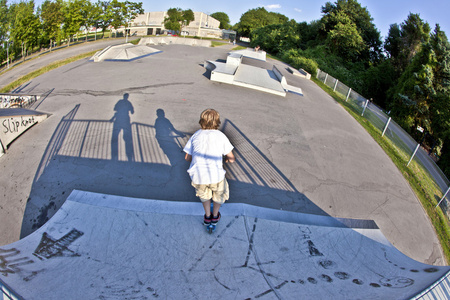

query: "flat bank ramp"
left=1, top=190, right=449, bottom=299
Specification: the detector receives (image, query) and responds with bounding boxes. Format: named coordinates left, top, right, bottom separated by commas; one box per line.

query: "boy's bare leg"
left=212, top=202, right=221, bottom=217
left=202, top=199, right=212, bottom=217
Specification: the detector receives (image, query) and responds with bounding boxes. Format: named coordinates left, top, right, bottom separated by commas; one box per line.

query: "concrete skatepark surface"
left=0, top=41, right=448, bottom=298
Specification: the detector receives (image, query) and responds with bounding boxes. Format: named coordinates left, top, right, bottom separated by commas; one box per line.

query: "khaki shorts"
left=192, top=178, right=229, bottom=204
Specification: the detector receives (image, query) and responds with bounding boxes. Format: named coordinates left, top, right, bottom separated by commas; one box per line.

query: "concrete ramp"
left=0, top=108, right=50, bottom=156
left=233, top=64, right=286, bottom=97
left=91, top=43, right=162, bottom=62
left=0, top=190, right=449, bottom=299
left=205, top=52, right=304, bottom=97
left=231, top=48, right=267, bottom=61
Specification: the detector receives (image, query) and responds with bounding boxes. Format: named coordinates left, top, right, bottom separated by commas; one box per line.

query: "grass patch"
left=211, top=41, right=228, bottom=47
left=0, top=51, right=98, bottom=93
left=312, top=76, right=450, bottom=263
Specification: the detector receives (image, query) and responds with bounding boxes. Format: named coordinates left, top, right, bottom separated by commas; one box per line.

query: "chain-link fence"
left=317, top=69, right=450, bottom=219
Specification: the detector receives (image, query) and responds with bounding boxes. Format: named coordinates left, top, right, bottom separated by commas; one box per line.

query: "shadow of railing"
left=22, top=105, right=327, bottom=238
left=223, top=119, right=297, bottom=192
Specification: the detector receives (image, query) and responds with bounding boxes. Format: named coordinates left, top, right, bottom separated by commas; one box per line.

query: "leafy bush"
left=250, top=22, right=300, bottom=55
left=280, top=49, right=318, bottom=76
left=292, top=56, right=318, bottom=77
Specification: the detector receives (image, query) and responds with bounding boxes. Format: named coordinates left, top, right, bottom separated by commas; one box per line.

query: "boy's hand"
left=224, top=151, right=235, bottom=163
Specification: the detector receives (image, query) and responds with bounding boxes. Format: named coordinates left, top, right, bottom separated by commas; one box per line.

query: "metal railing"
left=0, top=93, right=40, bottom=109
left=1, top=278, right=22, bottom=300
left=317, top=69, right=450, bottom=219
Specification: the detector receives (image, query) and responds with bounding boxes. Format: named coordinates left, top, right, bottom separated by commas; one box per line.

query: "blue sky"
left=138, top=0, right=450, bottom=39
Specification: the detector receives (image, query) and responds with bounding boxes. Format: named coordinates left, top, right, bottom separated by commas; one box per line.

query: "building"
left=123, top=11, right=226, bottom=39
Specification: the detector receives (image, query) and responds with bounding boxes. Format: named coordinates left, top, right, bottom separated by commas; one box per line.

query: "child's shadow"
left=154, top=108, right=186, bottom=167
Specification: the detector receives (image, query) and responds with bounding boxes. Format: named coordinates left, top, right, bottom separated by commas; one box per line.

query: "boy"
left=184, top=109, right=235, bottom=226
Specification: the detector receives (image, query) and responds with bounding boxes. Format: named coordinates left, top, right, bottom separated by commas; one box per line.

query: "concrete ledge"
left=273, top=65, right=287, bottom=86
left=230, top=48, right=266, bottom=61
left=204, top=61, right=237, bottom=84
left=139, top=37, right=211, bottom=47
left=288, top=66, right=311, bottom=80
left=273, top=65, right=303, bottom=96
left=226, top=53, right=243, bottom=66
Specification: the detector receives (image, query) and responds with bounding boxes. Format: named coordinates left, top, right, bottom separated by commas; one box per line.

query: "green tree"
left=88, top=1, right=103, bottom=40
left=96, top=0, right=113, bottom=38
left=62, top=0, right=84, bottom=45
left=122, top=0, right=143, bottom=39
left=361, top=59, right=397, bottom=109
left=386, top=13, right=431, bottom=75
left=163, top=8, right=194, bottom=34
left=108, top=0, right=125, bottom=33
left=298, top=20, right=321, bottom=49
left=0, top=0, right=9, bottom=63
left=320, top=0, right=382, bottom=63
left=210, top=12, right=230, bottom=29
left=384, top=23, right=402, bottom=72
left=401, top=13, right=431, bottom=60
left=235, top=7, right=288, bottom=38
left=39, top=0, right=64, bottom=49
left=77, top=0, right=96, bottom=41
left=251, top=20, right=300, bottom=54
left=104, top=0, right=144, bottom=38
left=429, top=25, right=450, bottom=171
left=388, top=42, right=435, bottom=137
left=10, top=0, right=40, bottom=60
left=325, top=10, right=365, bottom=60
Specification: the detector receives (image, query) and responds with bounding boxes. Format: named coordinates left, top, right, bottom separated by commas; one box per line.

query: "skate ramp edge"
left=0, top=108, right=50, bottom=156
left=1, top=189, right=449, bottom=299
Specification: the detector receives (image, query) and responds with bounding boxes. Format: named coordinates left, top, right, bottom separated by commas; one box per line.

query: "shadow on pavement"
left=21, top=102, right=327, bottom=238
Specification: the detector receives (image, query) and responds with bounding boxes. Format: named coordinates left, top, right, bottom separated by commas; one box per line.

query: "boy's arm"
left=185, top=153, right=192, bottom=162
left=224, top=151, right=235, bottom=163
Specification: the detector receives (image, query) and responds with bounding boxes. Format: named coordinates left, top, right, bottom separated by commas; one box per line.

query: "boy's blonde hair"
left=199, top=108, right=221, bottom=130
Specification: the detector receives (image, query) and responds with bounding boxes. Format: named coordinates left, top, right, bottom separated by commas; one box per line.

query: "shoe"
left=203, top=214, right=212, bottom=225
left=211, top=212, right=221, bottom=224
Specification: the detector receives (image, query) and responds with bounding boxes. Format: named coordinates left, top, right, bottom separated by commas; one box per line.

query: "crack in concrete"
left=53, top=82, right=195, bottom=97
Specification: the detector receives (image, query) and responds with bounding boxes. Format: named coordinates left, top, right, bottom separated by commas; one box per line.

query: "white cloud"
left=294, top=8, right=302, bottom=13
left=265, top=4, right=281, bottom=9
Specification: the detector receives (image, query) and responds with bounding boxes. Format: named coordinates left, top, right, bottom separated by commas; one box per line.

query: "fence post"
left=317, top=69, right=320, bottom=79
left=407, top=143, right=420, bottom=166
left=324, top=73, right=328, bottom=85
left=346, top=88, right=351, bottom=102
left=436, top=186, right=450, bottom=208
left=361, top=99, right=369, bottom=116
left=381, top=117, right=392, bottom=137
left=333, top=79, right=338, bottom=91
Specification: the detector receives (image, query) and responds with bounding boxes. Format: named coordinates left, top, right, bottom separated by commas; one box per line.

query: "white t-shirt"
left=183, top=129, right=234, bottom=185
